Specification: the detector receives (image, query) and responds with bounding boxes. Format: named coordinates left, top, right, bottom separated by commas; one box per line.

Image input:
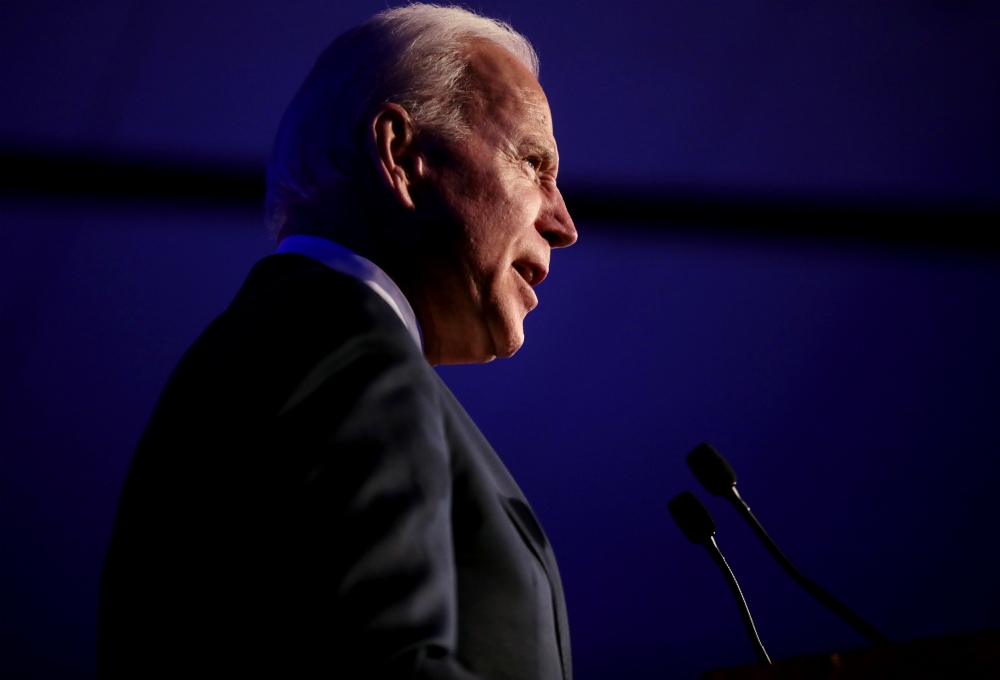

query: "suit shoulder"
left=153, top=254, right=427, bottom=427
left=201, top=253, right=413, bottom=358
left=229, top=254, right=382, bottom=326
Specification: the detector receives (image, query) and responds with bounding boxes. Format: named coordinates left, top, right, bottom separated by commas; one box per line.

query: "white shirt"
left=276, top=234, right=423, bottom=351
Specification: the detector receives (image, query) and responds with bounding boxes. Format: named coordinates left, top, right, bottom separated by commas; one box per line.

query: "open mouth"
left=512, top=260, right=547, bottom=287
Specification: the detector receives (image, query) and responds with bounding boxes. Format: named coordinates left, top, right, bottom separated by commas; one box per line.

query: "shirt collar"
left=276, top=234, right=423, bottom=351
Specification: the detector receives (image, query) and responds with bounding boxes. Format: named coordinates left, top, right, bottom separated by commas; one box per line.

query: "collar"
left=276, top=234, right=423, bottom=351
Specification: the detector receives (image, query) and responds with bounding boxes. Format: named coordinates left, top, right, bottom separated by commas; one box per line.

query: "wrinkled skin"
left=370, top=41, right=577, bottom=365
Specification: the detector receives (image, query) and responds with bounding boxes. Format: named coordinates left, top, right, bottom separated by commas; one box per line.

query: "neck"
left=278, top=201, right=378, bottom=258
left=278, top=199, right=438, bottom=346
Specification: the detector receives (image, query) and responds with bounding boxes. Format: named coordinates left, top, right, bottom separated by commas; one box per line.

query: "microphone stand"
left=703, top=535, right=771, bottom=665
left=670, top=490, right=772, bottom=665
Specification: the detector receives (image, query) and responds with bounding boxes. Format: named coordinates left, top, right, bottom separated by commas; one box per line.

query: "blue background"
left=2, top=2, right=999, bottom=678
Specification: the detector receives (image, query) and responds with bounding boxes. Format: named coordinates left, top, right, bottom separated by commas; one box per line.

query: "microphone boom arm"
left=726, top=486, right=891, bottom=647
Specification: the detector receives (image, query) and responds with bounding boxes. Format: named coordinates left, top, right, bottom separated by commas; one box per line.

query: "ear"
left=368, top=103, right=426, bottom=211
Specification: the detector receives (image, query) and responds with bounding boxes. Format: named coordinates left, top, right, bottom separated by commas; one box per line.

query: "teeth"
left=514, top=263, right=532, bottom=284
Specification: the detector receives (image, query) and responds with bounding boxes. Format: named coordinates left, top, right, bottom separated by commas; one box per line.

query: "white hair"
left=265, top=3, right=539, bottom=234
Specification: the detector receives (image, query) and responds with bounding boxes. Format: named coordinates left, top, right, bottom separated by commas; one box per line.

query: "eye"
left=524, top=156, right=542, bottom=172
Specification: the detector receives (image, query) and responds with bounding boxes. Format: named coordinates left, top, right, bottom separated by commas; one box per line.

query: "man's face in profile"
left=416, top=42, right=577, bottom=365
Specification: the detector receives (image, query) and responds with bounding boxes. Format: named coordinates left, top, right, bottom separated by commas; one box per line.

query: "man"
left=98, top=5, right=576, bottom=678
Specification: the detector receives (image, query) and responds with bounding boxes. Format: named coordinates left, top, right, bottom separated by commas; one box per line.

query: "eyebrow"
left=518, top=140, right=557, bottom=168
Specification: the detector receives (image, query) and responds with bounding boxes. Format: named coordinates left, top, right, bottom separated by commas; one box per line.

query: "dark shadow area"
left=4, top=147, right=996, bottom=249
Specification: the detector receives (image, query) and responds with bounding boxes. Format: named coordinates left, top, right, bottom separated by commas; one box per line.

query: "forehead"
left=462, top=41, right=553, bottom=139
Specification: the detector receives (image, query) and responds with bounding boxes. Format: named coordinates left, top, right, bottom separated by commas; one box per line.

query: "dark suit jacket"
left=98, top=254, right=571, bottom=679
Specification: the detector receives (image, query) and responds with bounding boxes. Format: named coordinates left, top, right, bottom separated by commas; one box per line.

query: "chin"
left=433, top=303, right=526, bottom=365
left=491, top=324, right=525, bottom=360
left=430, top=328, right=519, bottom=365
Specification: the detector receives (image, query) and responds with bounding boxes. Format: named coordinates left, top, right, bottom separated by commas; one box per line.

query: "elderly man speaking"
left=98, top=5, right=577, bottom=679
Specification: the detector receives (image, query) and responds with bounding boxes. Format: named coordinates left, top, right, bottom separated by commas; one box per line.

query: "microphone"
left=687, top=443, right=891, bottom=646
left=668, top=491, right=771, bottom=665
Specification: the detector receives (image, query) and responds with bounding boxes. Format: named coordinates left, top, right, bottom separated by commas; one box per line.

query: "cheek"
left=481, top=189, right=542, bottom=303
left=453, top=169, right=542, bottom=294
left=463, top=209, right=520, bottom=278
left=481, top=186, right=541, bottom=266
left=463, top=183, right=542, bottom=356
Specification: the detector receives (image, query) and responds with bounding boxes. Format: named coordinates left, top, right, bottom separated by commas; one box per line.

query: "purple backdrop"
left=2, top=2, right=999, bottom=678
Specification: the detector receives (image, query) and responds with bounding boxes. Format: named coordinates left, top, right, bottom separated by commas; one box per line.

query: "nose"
left=538, top=186, right=577, bottom=248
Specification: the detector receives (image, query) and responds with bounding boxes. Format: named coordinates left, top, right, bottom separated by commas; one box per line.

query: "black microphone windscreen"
left=668, top=491, right=716, bottom=544
left=687, top=443, right=737, bottom=496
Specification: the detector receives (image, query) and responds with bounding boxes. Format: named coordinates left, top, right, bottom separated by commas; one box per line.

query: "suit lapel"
left=435, top=377, right=573, bottom=680
left=500, top=496, right=572, bottom=680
